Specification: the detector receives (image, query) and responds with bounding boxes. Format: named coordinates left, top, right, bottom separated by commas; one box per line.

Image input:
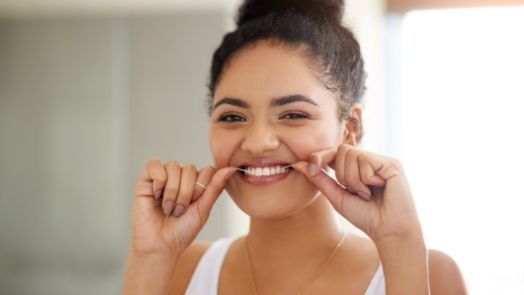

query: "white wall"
left=0, top=0, right=238, bottom=18
left=0, top=12, right=231, bottom=295
left=0, top=18, right=121, bottom=295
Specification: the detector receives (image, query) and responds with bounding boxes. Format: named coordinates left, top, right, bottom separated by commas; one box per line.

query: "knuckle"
left=198, top=166, right=212, bottom=177
left=184, top=164, right=197, bottom=174
left=166, top=160, right=180, bottom=169
left=347, top=147, right=359, bottom=158
left=148, top=158, right=161, bottom=165
left=153, top=171, right=167, bottom=183
left=390, top=158, right=403, bottom=169
left=206, top=165, right=217, bottom=174
left=148, top=159, right=165, bottom=176
left=337, top=144, right=347, bottom=154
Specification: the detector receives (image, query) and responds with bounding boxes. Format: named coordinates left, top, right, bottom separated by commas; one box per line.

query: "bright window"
left=395, top=7, right=524, bottom=294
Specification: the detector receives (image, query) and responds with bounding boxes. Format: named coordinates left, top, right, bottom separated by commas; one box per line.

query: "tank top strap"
left=184, top=237, right=236, bottom=295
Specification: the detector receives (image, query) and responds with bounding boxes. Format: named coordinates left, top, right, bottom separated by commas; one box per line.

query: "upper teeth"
left=243, top=166, right=291, bottom=176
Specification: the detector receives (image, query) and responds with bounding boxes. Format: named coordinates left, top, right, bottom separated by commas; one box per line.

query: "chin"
left=225, top=181, right=320, bottom=219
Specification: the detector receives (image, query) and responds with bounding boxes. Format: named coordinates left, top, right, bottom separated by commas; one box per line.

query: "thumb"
left=292, top=161, right=366, bottom=214
left=307, top=147, right=337, bottom=176
left=195, top=166, right=237, bottom=222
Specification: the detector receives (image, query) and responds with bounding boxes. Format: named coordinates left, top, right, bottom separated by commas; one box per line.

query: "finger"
left=358, top=156, right=386, bottom=187
left=135, top=166, right=154, bottom=197
left=335, top=145, right=349, bottom=187
left=346, top=151, right=372, bottom=200
left=163, top=161, right=182, bottom=216
left=147, top=159, right=167, bottom=199
left=193, top=166, right=216, bottom=199
left=174, top=164, right=198, bottom=217
left=307, top=147, right=337, bottom=176
left=195, top=167, right=237, bottom=223
left=373, top=157, right=404, bottom=181
left=292, top=161, right=366, bottom=214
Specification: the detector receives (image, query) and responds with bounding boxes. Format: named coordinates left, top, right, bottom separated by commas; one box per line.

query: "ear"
left=342, top=104, right=363, bottom=146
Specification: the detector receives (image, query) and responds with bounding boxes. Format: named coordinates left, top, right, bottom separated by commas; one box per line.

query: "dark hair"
left=207, top=0, right=367, bottom=122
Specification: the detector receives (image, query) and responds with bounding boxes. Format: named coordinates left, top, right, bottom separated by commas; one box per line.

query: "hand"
left=292, top=144, right=423, bottom=243
left=131, top=159, right=236, bottom=256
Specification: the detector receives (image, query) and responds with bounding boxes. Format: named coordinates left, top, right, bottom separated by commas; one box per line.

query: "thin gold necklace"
left=244, top=230, right=346, bottom=295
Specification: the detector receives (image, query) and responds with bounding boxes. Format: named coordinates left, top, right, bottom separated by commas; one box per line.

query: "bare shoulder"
left=428, top=249, right=468, bottom=295
left=170, top=242, right=211, bottom=295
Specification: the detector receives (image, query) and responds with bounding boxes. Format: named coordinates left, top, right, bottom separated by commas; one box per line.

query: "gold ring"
left=196, top=182, right=206, bottom=189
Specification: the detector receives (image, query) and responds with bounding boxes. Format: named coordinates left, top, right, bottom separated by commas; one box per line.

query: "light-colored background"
left=0, top=1, right=385, bottom=294
left=2, top=1, right=524, bottom=294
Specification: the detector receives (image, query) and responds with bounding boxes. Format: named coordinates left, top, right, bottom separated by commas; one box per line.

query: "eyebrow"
left=212, top=97, right=249, bottom=110
left=271, top=95, right=319, bottom=107
left=212, top=94, right=319, bottom=111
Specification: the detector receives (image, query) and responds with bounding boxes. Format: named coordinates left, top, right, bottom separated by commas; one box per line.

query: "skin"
left=122, top=41, right=468, bottom=295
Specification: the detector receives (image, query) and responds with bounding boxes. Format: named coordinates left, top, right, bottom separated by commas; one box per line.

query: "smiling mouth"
left=237, top=165, right=293, bottom=177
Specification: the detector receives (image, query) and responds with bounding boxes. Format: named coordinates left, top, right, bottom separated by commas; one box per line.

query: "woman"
left=123, top=0, right=468, bottom=294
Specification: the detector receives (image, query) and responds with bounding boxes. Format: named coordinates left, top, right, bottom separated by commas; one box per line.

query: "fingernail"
left=308, top=163, right=318, bottom=176
left=154, top=190, right=162, bottom=200
left=358, top=191, right=371, bottom=201
left=163, top=200, right=174, bottom=216
left=346, top=187, right=357, bottom=194
left=173, top=204, right=185, bottom=217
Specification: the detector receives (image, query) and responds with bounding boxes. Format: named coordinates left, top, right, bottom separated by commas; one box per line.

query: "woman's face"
left=209, top=42, right=346, bottom=219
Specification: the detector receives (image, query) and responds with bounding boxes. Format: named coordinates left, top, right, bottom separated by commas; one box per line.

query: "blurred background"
left=1, top=0, right=523, bottom=294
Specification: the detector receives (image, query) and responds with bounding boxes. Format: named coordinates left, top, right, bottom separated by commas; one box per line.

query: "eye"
left=217, top=113, right=246, bottom=123
left=280, top=112, right=310, bottom=120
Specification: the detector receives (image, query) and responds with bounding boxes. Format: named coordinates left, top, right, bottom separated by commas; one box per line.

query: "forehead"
left=214, top=42, right=333, bottom=105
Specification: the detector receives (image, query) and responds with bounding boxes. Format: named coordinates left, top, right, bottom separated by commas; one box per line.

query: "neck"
left=247, top=195, right=344, bottom=260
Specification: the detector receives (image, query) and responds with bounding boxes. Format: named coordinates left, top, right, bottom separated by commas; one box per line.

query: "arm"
left=122, top=242, right=209, bottom=295
left=122, top=249, right=180, bottom=295
left=376, top=233, right=429, bottom=295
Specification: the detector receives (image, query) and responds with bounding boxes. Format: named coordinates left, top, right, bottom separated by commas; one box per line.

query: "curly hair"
left=207, top=0, right=367, bottom=122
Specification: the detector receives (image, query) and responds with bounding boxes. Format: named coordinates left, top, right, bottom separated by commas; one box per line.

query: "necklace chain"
left=244, top=231, right=346, bottom=295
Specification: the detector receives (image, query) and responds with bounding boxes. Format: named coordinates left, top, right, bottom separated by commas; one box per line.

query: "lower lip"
left=239, top=170, right=292, bottom=185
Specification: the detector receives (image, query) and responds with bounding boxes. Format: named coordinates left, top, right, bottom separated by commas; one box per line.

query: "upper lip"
left=238, top=159, right=292, bottom=168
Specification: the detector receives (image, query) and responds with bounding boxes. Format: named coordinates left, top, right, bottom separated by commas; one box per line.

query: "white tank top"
left=185, top=238, right=386, bottom=295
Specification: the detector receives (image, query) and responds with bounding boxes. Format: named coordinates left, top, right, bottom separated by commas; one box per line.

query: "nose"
left=240, top=121, right=280, bottom=155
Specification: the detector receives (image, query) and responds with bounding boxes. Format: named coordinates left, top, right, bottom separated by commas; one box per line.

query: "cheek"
left=209, top=127, right=239, bottom=168
left=283, top=123, right=342, bottom=160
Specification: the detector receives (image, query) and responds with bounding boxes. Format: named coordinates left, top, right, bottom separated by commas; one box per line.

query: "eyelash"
left=280, top=112, right=309, bottom=120
left=217, top=114, right=246, bottom=123
left=217, top=112, right=309, bottom=123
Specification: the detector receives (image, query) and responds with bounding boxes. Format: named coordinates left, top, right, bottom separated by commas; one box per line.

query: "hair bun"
left=235, top=0, right=345, bottom=27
